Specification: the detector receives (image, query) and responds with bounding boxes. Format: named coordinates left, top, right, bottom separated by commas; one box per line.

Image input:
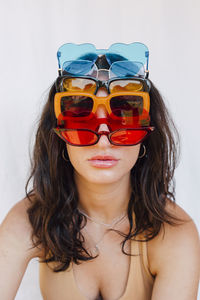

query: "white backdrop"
left=0, top=0, right=199, bottom=299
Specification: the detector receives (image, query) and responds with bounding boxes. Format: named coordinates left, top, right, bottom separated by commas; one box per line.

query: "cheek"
left=66, top=145, right=93, bottom=180
left=66, top=145, right=85, bottom=168
left=122, top=145, right=140, bottom=169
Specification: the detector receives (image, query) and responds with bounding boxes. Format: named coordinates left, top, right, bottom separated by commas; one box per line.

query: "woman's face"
left=66, top=85, right=141, bottom=185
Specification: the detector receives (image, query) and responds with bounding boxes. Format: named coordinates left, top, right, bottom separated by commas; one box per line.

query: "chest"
left=72, top=235, right=132, bottom=300
left=40, top=230, right=133, bottom=300
left=39, top=224, right=154, bottom=300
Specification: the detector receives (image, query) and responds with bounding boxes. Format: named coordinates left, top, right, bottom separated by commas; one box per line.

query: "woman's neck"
left=74, top=171, right=132, bottom=224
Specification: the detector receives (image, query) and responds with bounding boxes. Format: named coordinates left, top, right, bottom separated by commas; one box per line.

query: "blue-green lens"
left=62, top=60, right=96, bottom=76
left=110, top=61, right=144, bottom=78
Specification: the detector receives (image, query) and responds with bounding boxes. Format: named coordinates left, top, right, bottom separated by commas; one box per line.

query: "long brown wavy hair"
left=26, top=78, right=186, bottom=272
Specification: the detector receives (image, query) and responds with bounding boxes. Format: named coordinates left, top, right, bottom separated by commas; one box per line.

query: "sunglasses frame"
left=54, top=90, right=150, bottom=123
left=55, top=75, right=151, bottom=94
left=53, top=127, right=155, bottom=147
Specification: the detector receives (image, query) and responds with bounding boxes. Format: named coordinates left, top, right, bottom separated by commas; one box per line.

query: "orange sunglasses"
left=54, top=90, right=150, bottom=125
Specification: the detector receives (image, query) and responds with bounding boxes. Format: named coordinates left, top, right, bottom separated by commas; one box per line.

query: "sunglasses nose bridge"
left=98, top=131, right=110, bottom=136
left=96, top=130, right=112, bottom=146
left=100, top=81, right=109, bottom=90
left=93, top=96, right=111, bottom=115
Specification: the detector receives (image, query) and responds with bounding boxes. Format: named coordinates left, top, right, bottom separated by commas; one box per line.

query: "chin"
left=76, top=168, right=131, bottom=185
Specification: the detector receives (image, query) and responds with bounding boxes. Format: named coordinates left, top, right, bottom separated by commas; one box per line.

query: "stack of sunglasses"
left=53, top=42, right=155, bottom=146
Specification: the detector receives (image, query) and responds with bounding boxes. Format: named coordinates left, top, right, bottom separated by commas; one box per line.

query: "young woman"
left=0, top=43, right=199, bottom=300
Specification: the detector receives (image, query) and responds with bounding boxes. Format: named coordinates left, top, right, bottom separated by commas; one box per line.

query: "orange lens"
left=62, top=78, right=96, bottom=93
left=109, top=79, right=144, bottom=93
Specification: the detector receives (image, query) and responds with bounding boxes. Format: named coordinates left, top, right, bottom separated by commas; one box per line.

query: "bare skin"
left=0, top=198, right=199, bottom=300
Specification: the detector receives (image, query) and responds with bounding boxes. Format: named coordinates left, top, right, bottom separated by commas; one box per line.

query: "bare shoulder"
left=0, top=199, right=44, bottom=298
left=0, top=198, right=42, bottom=260
left=147, top=199, right=200, bottom=277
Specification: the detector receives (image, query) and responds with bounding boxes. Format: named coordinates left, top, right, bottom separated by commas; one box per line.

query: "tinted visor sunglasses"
left=57, top=42, right=149, bottom=78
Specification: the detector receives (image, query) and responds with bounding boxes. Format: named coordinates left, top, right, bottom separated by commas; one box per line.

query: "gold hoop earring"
left=138, top=144, right=146, bottom=158
left=62, top=149, right=69, bottom=162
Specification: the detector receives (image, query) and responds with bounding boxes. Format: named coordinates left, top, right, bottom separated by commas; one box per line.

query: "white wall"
left=0, top=0, right=199, bottom=299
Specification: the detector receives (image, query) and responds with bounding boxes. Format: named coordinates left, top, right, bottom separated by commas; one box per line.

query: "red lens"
left=61, top=96, right=93, bottom=117
left=60, top=129, right=98, bottom=146
left=110, top=129, right=148, bottom=145
left=110, top=95, right=143, bottom=117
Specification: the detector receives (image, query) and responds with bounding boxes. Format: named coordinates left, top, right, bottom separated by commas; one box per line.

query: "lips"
left=88, top=155, right=119, bottom=168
